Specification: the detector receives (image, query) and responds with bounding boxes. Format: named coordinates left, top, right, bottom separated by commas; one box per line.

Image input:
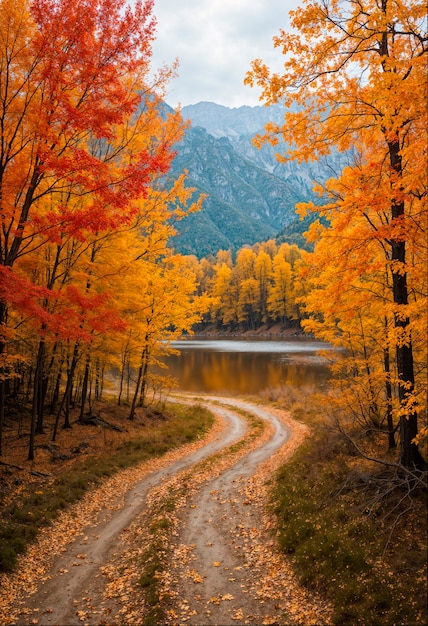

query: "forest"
left=0, top=0, right=426, bottom=471
left=0, top=0, right=426, bottom=475
left=0, top=0, right=426, bottom=622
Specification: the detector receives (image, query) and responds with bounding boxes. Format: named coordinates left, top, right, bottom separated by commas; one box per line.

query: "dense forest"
left=0, top=1, right=426, bottom=623
left=189, top=240, right=304, bottom=331
left=0, top=0, right=426, bottom=472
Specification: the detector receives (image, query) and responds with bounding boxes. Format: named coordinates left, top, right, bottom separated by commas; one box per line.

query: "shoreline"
left=191, top=322, right=306, bottom=339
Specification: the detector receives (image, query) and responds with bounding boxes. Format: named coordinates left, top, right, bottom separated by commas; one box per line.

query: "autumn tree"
left=0, top=0, right=197, bottom=457
left=198, top=241, right=303, bottom=332
left=210, top=262, right=239, bottom=328
left=267, top=254, right=293, bottom=325
left=246, top=0, right=427, bottom=468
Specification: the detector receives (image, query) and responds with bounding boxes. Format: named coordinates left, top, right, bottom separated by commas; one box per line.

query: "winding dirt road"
left=2, top=395, right=332, bottom=625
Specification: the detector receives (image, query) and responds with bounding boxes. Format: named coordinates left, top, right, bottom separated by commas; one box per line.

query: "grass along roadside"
left=265, top=389, right=427, bottom=626
left=0, top=402, right=214, bottom=574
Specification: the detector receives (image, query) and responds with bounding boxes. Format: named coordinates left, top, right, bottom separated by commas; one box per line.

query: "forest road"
left=9, top=395, right=332, bottom=625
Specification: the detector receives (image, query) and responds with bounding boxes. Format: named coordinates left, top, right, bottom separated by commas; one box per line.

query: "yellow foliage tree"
left=246, top=0, right=427, bottom=467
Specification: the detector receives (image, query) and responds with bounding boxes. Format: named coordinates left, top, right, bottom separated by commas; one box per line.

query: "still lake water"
left=162, top=337, right=334, bottom=395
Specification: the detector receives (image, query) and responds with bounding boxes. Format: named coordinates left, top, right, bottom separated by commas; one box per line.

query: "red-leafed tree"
left=0, top=0, right=180, bottom=456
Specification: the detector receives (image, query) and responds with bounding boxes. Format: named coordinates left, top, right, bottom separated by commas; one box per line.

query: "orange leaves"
left=246, top=0, right=427, bottom=464
left=0, top=0, right=204, bottom=420
left=248, top=0, right=427, bottom=168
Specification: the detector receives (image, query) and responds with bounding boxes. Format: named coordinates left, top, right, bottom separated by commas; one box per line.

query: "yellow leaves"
left=209, top=595, right=221, bottom=605
left=75, top=610, right=88, bottom=622
left=412, top=426, right=428, bottom=447
left=186, top=569, right=203, bottom=583
left=222, top=593, right=235, bottom=601
left=209, top=593, right=234, bottom=604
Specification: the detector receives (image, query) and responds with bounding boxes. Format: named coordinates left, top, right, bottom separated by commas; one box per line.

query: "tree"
left=210, top=263, right=239, bottom=327
left=246, top=0, right=427, bottom=468
left=254, top=250, right=272, bottom=324
left=0, top=0, right=195, bottom=457
left=267, top=254, right=293, bottom=326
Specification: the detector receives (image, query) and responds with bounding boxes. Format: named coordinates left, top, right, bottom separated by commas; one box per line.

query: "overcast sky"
left=149, top=0, right=297, bottom=109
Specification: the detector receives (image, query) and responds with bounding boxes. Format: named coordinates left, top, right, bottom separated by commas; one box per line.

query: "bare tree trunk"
left=50, top=360, right=63, bottom=414
left=52, top=344, right=79, bottom=441
left=34, top=340, right=47, bottom=435
left=388, top=139, right=425, bottom=469
left=79, top=354, right=90, bottom=422
left=28, top=344, right=45, bottom=460
left=129, top=363, right=143, bottom=421
left=0, top=380, right=4, bottom=457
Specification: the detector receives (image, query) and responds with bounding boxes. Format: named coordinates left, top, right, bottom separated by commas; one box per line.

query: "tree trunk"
left=29, top=342, right=45, bottom=460
left=388, top=139, right=425, bottom=469
left=139, top=355, right=150, bottom=407
left=50, top=361, right=63, bottom=414
left=34, top=340, right=47, bottom=435
left=383, top=341, right=396, bottom=450
left=52, top=344, right=79, bottom=441
left=129, top=363, right=143, bottom=421
left=0, top=301, right=7, bottom=456
left=0, top=380, right=4, bottom=457
left=79, top=355, right=90, bottom=422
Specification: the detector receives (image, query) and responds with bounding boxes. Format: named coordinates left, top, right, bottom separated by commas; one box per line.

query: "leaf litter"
left=0, top=396, right=332, bottom=625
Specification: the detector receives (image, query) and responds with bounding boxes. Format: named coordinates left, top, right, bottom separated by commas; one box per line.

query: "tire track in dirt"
left=165, top=397, right=331, bottom=625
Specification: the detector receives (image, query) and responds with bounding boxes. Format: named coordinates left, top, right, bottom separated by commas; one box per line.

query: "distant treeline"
left=188, top=240, right=305, bottom=332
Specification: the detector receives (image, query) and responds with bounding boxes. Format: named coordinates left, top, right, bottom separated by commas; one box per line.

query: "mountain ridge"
left=166, top=101, right=328, bottom=257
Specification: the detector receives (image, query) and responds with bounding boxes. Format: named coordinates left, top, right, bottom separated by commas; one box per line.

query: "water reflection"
left=161, top=338, right=332, bottom=395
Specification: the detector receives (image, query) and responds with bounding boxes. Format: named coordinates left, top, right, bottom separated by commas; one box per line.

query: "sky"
left=149, top=0, right=297, bottom=109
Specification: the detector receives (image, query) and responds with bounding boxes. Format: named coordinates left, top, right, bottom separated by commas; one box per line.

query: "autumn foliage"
left=0, top=0, right=205, bottom=459
left=246, top=0, right=427, bottom=468
left=189, top=240, right=303, bottom=332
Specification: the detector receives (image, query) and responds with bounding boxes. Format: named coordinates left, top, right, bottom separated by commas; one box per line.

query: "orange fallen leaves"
left=0, top=399, right=334, bottom=626
left=186, top=569, right=203, bottom=583
left=231, top=607, right=244, bottom=620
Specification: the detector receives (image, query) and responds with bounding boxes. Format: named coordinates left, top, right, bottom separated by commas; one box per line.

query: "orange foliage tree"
left=0, top=0, right=201, bottom=458
left=246, top=0, right=427, bottom=468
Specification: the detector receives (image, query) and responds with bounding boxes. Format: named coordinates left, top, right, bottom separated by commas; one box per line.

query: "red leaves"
left=0, top=266, right=125, bottom=342
left=0, top=267, right=55, bottom=326
left=0, top=0, right=185, bottom=352
left=30, top=0, right=156, bottom=138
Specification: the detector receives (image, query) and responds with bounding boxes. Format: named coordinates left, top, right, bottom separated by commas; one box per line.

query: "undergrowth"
left=0, top=402, right=214, bottom=573
left=271, top=424, right=427, bottom=625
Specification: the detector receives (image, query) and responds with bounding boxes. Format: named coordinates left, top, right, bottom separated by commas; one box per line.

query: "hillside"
left=167, top=102, right=332, bottom=257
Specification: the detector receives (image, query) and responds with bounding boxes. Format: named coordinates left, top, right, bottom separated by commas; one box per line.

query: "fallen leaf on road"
left=231, top=608, right=244, bottom=620
left=186, top=569, right=203, bottom=583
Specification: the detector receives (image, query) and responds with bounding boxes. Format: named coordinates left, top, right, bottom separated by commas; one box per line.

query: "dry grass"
left=263, top=384, right=428, bottom=625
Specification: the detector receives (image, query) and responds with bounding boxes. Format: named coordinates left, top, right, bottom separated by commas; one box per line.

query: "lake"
left=161, top=337, right=333, bottom=395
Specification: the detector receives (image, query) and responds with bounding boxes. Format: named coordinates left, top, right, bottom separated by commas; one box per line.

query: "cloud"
left=149, top=0, right=296, bottom=108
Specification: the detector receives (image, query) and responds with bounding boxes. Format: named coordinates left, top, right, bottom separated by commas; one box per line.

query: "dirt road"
left=2, top=395, right=332, bottom=625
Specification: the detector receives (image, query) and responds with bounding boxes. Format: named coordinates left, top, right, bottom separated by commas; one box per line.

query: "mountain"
left=167, top=124, right=311, bottom=257
left=180, top=102, right=289, bottom=139
left=167, top=102, right=339, bottom=257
